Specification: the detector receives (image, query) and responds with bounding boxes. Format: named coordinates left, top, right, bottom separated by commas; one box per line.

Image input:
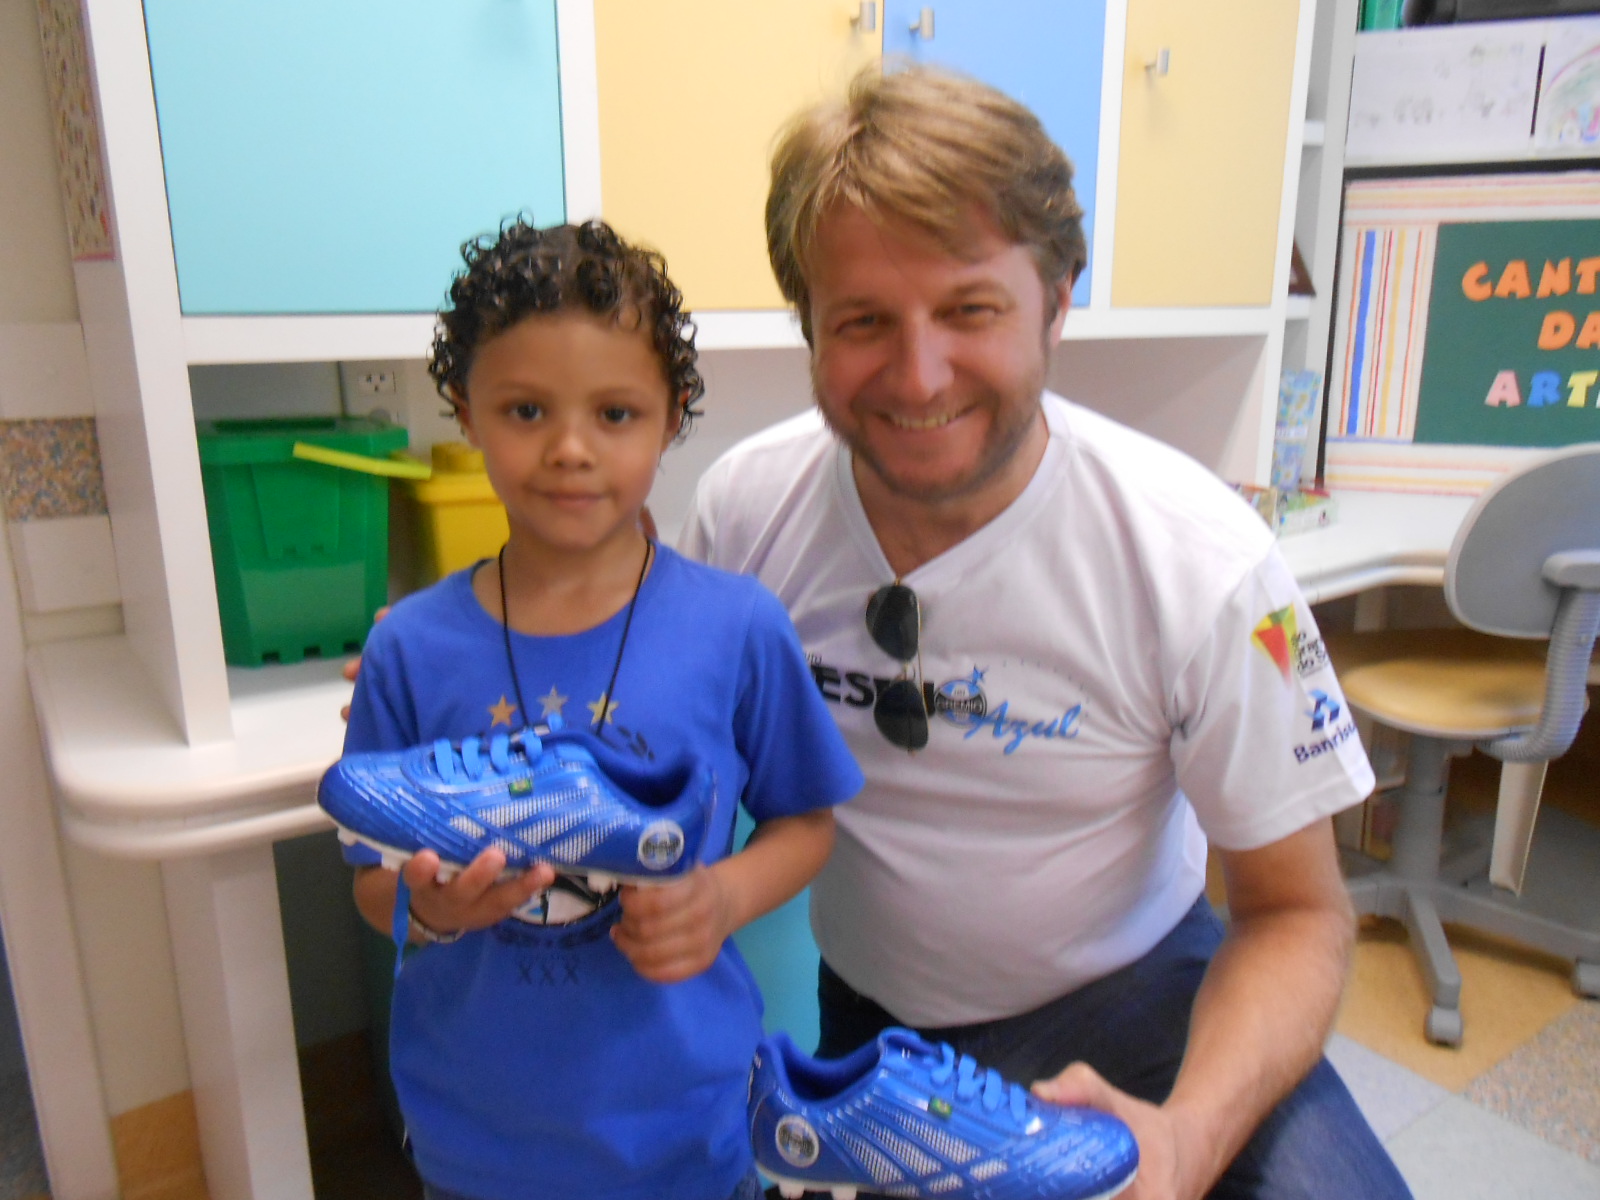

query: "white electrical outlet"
left=339, top=361, right=405, bottom=417
left=355, top=369, right=396, bottom=395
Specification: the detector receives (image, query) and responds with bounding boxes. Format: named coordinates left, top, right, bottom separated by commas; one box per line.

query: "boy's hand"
left=340, top=605, right=390, bottom=721
left=610, top=867, right=736, bottom=983
left=402, top=847, right=556, bottom=937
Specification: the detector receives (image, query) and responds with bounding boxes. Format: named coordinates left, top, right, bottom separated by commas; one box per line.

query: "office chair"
left=1325, top=442, right=1600, bottom=1047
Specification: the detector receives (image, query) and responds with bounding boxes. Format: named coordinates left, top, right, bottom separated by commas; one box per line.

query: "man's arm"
left=1034, top=817, right=1353, bottom=1200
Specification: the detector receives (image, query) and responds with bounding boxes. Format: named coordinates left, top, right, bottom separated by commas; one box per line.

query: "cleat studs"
left=587, top=871, right=614, bottom=891
left=776, top=1185, right=804, bottom=1199
left=832, top=1190, right=857, bottom=1200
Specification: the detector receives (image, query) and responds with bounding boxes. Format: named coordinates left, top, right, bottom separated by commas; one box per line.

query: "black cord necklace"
left=497, top=537, right=653, bottom=735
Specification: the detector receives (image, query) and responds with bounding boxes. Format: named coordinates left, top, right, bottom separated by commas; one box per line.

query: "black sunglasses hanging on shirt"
left=865, top=582, right=930, bottom=751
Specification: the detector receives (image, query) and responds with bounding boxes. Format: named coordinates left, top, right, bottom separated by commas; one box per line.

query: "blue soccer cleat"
left=748, top=1028, right=1138, bottom=1200
left=318, top=724, right=717, bottom=890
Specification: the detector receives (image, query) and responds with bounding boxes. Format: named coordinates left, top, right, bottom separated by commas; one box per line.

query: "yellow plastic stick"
left=291, top=442, right=432, bottom=480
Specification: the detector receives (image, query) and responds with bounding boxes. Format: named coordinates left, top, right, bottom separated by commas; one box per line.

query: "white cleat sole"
left=335, top=828, right=461, bottom=881
left=765, top=1179, right=855, bottom=1200
left=762, top=1169, right=1134, bottom=1200
left=335, top=826, right=680, bottom=888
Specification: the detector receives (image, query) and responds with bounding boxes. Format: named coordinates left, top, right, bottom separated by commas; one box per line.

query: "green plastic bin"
left=197, top=417, right=410, bottom=666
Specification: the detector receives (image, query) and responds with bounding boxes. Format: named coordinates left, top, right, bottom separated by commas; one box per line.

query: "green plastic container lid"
left=196, top=416, right=408, bottom=465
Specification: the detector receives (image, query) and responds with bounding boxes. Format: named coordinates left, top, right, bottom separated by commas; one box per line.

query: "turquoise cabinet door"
left=143, top=0, right=565, bottom=315
left=881, top=1, right=1104, bottom=307
left=729, top=810, right=822, bottom=1050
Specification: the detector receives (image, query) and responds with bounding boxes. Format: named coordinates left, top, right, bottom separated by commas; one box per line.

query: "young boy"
left=338, top=218, right=862, bottom=1200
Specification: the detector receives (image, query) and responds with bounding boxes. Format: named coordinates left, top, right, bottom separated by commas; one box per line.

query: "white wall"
left=0, top=0, right=190, bottom=1122
left=0, top=0, right=76, bottom=325
left=1049, top=335, right=1269, bottom=479
left=654, top=346, right=817, bottom=543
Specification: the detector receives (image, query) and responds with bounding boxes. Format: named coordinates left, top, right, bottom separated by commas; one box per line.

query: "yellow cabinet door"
left=1112, top=0, right=1300, bottom=307
left=595, top=2, right=880, bottom=312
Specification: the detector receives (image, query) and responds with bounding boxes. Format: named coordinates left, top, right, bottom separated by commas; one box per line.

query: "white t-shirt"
left=681, top=393, right=1373, bottom=1027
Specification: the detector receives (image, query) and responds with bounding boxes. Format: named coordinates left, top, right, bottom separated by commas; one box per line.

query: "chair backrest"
left=1445, top=442, right=1600, bottom=763
left=1446, top=442, right=1600, bottom=639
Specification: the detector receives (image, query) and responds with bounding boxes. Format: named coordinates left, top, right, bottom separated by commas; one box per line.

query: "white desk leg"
left=1488, top=760, right=1548, bottom=895
left=162, top=847, right=313, bottom=1200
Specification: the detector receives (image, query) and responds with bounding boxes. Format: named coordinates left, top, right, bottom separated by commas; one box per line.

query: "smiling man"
left=681, top=67, right=1411, bottom=1200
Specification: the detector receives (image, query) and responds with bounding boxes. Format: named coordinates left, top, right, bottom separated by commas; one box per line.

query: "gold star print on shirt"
left=538, top=686, right=568, bottom=719
left=587, top=693, right=618, bottom=725
left=487, top=695, right=518, bottom=727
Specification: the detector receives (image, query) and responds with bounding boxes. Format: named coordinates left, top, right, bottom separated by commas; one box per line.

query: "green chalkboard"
left=1415, top=219, right=1600, bottom=449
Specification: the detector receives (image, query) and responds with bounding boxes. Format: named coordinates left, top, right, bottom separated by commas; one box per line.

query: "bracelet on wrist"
left=407, top=903, right=464, bottom=945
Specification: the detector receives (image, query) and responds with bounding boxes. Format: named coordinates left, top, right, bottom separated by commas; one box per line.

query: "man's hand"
left=399, top=848, right=556, bottom=937
left=1030, top=822, right=1352, bottom=1200
left=610, top=866, right=737, bottom=983
left=1033, top=1065, right=1188, bottom=1200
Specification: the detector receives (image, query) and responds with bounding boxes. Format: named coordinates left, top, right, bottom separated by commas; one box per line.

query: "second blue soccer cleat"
left=318, top=723, right=717, bottom=889
left=748, top=1028, right=1138, bottom=1200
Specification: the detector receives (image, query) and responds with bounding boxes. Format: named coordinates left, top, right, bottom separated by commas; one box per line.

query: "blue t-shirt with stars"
left=341, top=544, right=862, bottom=1200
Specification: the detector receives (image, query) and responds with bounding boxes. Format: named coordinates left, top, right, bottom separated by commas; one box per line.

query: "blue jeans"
left=815, top=896, right=1411, bottom=1200
left=423, top=1168, right=765, bottom=1200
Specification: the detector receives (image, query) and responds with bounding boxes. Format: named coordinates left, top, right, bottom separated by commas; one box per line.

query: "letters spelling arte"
left=1461, top=254, right=1600, bottom=410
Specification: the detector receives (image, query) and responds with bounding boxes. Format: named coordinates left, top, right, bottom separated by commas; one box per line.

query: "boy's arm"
left=353, top=849, right=557, bottom=944
left=343, top=615, right=556, bottom=940
left=611, top=808, right=835, bottom=984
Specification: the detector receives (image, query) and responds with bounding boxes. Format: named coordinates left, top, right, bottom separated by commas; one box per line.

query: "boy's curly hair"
left=429, top=218, right=704, bottom=440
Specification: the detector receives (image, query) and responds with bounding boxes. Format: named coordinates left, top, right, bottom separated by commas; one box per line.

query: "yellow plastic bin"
left=391, top=442, right=509, bottom=593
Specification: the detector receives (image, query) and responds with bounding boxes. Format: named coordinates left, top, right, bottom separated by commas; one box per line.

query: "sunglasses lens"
left=866, top=584, right=919, bottom=661
left=874, top=678, right=930, bottom=751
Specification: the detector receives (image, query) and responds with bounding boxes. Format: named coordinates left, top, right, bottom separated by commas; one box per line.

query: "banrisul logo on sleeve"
left=1295, top=689, right=1358, bottom=764
left=1306, top=689, right=1341, bottom=732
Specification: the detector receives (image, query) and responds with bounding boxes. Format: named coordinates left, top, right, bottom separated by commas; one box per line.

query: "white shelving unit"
left=180, top=303, right=1304, bottom=365
left=55, top=0, right=1327, bottom=764
left=1284, top=0, right=1360, bottom=439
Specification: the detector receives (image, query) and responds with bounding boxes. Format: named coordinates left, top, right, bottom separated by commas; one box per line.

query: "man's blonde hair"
left=766, top=65, right=1087, bottom=342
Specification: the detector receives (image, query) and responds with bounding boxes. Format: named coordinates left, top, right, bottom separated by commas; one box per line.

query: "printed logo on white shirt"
left=808, top=658, right=1086, bottom=756
left=1252, top=603, right=1332, bottom=683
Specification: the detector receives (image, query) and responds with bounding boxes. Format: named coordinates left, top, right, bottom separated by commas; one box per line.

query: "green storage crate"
left=197, top=417, right=409, bottom=666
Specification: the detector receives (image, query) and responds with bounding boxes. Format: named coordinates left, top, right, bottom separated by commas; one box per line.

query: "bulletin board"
left=1346, top=17, right=1600, bottom=166
left=1346, top=23, right=1542, bottom=165
left=1326, top=173, right=1600, bottom=494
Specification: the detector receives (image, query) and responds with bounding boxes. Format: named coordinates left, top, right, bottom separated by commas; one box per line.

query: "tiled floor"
left=0, top=1070, right=48, bottom=1200
left=1325, top=714, right=1600, bottom=1200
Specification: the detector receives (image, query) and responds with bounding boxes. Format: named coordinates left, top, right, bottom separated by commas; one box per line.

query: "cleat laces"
left=928, top=1044, right=1030, bottom=1125
left=431, top=729, right=537, bottom=784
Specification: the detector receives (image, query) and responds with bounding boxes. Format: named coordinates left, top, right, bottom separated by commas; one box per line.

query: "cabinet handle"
left=1145, top=47, right=1170, bottom=77
left=910, top=7, right=934, bottom=40
left=852, top=2, right=877, bottom=33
